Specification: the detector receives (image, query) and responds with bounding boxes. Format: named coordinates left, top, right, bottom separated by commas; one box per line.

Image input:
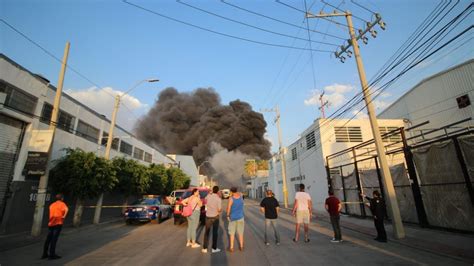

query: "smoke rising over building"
left=135, top=87, right=271, bottom=168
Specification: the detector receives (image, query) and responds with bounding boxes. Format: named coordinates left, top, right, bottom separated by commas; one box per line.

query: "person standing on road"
left=42, top=193, right=68, bottom=260
left=325, top=190, right=342, bottom=243
left=260, top=190, right=280, bottom=246
left=202, top=186, right=222, bottom=254
left=182, top=188, right=202, bottom=248
left=362, top=190, right=387, bottom=242
left=226, top=186, right=245, bottom=252
left=292, top=183, right=312, bottom=243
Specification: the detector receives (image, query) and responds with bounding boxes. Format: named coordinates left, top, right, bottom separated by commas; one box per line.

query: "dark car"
left=173, top=187, right=210, bottom=225
left=124, top=196, right=172, bottom=224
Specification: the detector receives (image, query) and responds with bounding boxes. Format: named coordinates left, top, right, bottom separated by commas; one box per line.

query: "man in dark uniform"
left=362, top=190, right=387, bottom=242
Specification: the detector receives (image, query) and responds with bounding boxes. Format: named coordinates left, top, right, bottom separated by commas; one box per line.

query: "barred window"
left=76, top=120, right=100, bottom=143
left=40, top=103, right=75, bottom=133
left=0, top=80, right=38, bottom=116
left=334, top=127, right=363, bottom=142
left=101, top=131, right=119, bottom=150
left=291, top=147, right=297, bottom=160
left=379, top=127, right=402, bottom=142
left=133, top=147, right=144, bottom=160
left=305, top=131, right=316, bottom=150
left=144, top=152, right=152, bottom=163
left=120, top=140, right=133, bottom=156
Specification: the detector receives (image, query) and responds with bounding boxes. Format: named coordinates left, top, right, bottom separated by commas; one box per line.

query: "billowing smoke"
left=208, top=142, right=248, bottom=189
left=135, top=88, right=271, bottom=168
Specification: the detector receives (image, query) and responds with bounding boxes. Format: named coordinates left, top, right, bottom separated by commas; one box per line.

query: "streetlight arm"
left=122, top=78, right=160, bottom=96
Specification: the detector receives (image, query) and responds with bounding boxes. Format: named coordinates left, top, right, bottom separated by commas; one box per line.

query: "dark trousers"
left=203, top=216, right=219, bottom=249
left=330, top=215, right=342, bottom=240
left=374, top=218, right=387, bottom=240
left=43, top=225, right=62, bottom=257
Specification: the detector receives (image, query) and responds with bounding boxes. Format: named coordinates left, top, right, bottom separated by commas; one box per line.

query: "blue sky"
left=1, top=0, right=473, bottom=152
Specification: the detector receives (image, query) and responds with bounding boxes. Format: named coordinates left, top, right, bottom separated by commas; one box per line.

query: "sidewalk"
left=0, top=218, right=122, bottom=252
left=271, top=199, right=474, bottom=263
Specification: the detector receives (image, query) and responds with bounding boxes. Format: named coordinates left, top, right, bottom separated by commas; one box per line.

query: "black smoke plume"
left=135, top=87, right=271, bottom=165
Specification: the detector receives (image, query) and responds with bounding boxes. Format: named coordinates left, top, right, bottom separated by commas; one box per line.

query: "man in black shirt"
left=362, top=190, right=387, bottom=242
left=260, top=190, right=280, bottom=245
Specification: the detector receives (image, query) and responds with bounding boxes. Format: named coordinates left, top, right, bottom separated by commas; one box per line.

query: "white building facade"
left=268, top=118, right=404, bottom=212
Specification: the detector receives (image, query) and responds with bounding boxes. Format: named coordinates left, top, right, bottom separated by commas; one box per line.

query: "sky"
left=1, top=0, right=473, bottom=152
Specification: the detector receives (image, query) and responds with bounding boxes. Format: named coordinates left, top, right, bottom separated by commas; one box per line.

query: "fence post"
left=353, top=148, right=366, bottom=217
left=340, top=166, right=349, bottom=214
left=401, top=129, right=429, bottom=227
left=453, top=137, right=474, bottom=206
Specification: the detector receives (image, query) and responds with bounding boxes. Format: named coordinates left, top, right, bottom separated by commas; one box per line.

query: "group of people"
left=42, top=185, right=388, bottom=259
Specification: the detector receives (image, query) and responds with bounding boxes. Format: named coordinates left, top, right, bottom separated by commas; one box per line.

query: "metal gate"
left=0, top=113, right=25, bottom=223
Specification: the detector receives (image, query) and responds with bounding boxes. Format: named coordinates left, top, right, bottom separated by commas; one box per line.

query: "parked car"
left=173, top=187, right=210, bottom=225
left=221, top=189, right=230, bottom=199
left=167, top=189, right=186, bottom=206
left=124, top=195, right=172, bottom=224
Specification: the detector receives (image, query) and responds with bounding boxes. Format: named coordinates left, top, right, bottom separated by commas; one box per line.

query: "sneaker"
left=331, top=238, right=339, bottom=243
left=191, top=243, right=201, bottom=248
left=186, top=242, right=192, bottom=247
left=265, top=242, right=270, bottom=246
left=212, top=248, right=221, bottom=253
left=201, top=249, right=208, bottom=253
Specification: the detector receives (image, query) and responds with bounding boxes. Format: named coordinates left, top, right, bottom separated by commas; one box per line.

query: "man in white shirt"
left=292, top=183, right=312, bottom=242
left=202, top=186, right=222, bottom=253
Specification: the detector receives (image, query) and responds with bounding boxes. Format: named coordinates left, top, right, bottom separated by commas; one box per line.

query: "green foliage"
left=165, top=167, right=191, bottom=195
left=49, top=148, right=117, bottom=200
left=147, top=164, right=169, bottom=195
left=113, top=157, right=151, bottom=197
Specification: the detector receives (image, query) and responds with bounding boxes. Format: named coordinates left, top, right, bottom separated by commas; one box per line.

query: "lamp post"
left=93, top=78, right=159, bottom=224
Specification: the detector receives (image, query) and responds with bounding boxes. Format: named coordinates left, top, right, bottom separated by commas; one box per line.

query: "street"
left=0, top=200, right=469, bottom=266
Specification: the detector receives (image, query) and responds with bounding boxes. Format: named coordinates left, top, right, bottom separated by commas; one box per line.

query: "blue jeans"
left=264, top=219, right=280, bottom=243
left=186, top=210, right=200, bottom=242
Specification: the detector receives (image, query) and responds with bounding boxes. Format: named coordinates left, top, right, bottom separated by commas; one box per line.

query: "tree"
left=113, top=157, right=151, bottom=206
left=165, top=167, right=190, bottom=195
left=147, top=164, right=169, bottom=195
left=49, top=148, right=117, bottom=227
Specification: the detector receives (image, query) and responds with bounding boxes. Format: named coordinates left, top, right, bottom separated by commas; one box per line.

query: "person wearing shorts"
left=226, top=186, right=245, bottom=252
left=292, top=184, right=312, bottom=243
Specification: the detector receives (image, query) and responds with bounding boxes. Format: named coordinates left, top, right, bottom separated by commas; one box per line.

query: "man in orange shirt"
left=42, top=193, right=68, bottom=260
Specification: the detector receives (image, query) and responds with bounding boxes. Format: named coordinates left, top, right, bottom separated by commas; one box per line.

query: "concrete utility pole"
left=261, top=106, right=289, bottom=208
left=306, top=11, right=405, bottom=239
left=93, top=78, right=159, bottom=224
left=31, top=42, right=70, bottom=237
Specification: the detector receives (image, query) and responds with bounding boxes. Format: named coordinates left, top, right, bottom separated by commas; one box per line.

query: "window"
left=40, top=103, right=75, bottom=133
left=76, top=120, right=100, bottom=143
left=101, top=132, right=119, bottom=150
left=334, top=127, right=363, bottom=142
left=144, top=152, right=152, bottom=163
left=133, top=147, right=144, bottom=160
left=291, top=147, right=297, bottom=160
left=120, top=140, right=133, bottom=155
left=379, top=127, right=402, bottom=142
left=0, top=80, right=38, bottom=116
left=305, top=131, right=316, bottom=150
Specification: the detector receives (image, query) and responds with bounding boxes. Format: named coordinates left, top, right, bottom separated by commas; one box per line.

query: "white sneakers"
left=202, top=248, right=221, bottom=253
left=191, top=243, right=201, bottom=248
left=186, top=242, right=192, bottom=247
left=201, top=249, right=208, bottom=253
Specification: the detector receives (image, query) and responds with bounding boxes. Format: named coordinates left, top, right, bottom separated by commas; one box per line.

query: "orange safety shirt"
left=48, top=200, right=68, bottom=227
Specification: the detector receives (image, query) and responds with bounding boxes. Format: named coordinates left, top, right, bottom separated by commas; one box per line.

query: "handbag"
left=182, top=200, right=198, bottom=217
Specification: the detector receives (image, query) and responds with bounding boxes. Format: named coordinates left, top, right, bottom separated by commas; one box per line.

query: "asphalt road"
left=0, top=200, right=469, bottom=266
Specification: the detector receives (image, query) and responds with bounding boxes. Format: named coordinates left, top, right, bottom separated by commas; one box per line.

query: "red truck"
left=173, top=187, right=210, bottom=225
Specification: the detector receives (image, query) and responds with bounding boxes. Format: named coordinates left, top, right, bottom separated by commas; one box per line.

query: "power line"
left=177, top=0, right=339, bottom=47
left=220, top=0, right=346, bottom=40
left=350, top=0, right=376, bottom=15
left=122, top=0, right=332, bottom=52
left=321, top=0, right=369, bottom=23
left=304, top=0, right=318, bottom=98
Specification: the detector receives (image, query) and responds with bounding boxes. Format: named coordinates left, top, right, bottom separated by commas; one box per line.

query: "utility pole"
left=318, top=92, right=330, bottom=118
left=31, top=42, right=70, bottom=237
left=306, top=11, right=405, bottom=239
left=261, top=106, right=289, bottom=208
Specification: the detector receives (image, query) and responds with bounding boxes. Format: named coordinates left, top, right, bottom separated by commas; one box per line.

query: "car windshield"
left=175, top=191, right=184, bottom=198
left=182, top=190, right=209, bottom=199
left=132, top=198, right=161, bottom=205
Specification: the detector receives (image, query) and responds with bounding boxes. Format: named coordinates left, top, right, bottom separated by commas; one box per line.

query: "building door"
left=0, top=113, right=25, bottom=223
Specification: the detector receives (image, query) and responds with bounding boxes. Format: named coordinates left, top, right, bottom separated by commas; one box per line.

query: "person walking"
left=260, top=190, right=280, bottom=246
left=226, top=186, right=244, bottom=252
left=42, top=193, right=68, bottom=260
left=292, top=183, right=312, bottom=243
left=325, top=190, right=342, bottom=243
left=182, top=188, right=202, bottom=248
left=362, top=190, right=387, bottom=242
left=202, top=186, right=222, bottom=254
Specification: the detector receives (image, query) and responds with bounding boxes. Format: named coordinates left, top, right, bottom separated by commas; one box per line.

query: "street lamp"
left=94, top=78, right=159, bottom=224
